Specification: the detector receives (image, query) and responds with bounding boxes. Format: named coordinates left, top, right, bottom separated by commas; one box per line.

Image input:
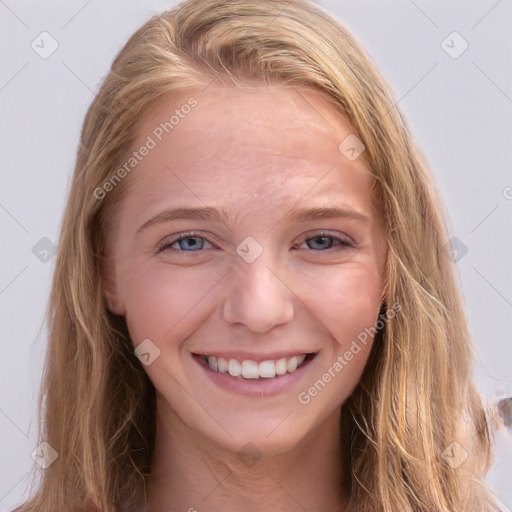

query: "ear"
left=100, top=253, right=126, bottom=316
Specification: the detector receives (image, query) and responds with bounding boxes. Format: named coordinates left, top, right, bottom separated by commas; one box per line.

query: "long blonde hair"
left=14, top=1, right=500, bottom=511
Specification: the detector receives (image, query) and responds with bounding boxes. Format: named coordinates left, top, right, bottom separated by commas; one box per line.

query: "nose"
left=221, top=256, right=294, bottom=334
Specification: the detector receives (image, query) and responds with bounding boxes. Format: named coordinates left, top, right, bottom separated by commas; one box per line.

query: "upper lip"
left=192, top=351, right=317, bottom=362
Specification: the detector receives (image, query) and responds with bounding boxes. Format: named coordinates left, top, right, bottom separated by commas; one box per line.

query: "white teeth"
left=241, top=360, right=259, bottom=379
left=202, top=354, right=311, bottom=379
left=275, top=357, right=287, bottom=376
left=258, top=361, right=276, bottom=379
left=286, top=356, right=298, bottom=372
left=296, top=354, right=306, bottom=366
left=258, top=360, right=276, bottom=378
left=217, top=357, right=228, bottom=373
left=228, top=359, right=242, bottom=377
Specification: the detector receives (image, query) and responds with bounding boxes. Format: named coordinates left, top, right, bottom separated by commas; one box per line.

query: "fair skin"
left=103, top=83, right=386, bottom=512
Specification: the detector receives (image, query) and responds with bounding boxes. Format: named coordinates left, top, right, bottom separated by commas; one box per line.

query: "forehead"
left=122, top=84, right=375, bottom=219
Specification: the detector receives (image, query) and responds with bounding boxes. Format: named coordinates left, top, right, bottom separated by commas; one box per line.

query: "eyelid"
left=300, top=229, right=356, bottom=245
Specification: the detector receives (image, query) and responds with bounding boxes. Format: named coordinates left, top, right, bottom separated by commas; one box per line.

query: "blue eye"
left=174, top=236, right=205, bottom=251
left=157, top=233, right=213, bottom=252
left=157, top=231, right=354, bottom=254
left=297, top=232, right=354, bottom=251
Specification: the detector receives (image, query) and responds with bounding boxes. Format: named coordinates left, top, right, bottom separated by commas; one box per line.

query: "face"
left=103, top=84, right=386, bottom=456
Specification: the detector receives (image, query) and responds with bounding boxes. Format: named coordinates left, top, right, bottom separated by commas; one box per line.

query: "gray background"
left=1, top=0, right=511, bottom=510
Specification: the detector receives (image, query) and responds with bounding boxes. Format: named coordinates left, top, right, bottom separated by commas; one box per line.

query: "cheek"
left=120, top=262, right=219, bottom=345
left=298, top=262, right=383, bottom=345
left=293, top=265, right=382, bottom=411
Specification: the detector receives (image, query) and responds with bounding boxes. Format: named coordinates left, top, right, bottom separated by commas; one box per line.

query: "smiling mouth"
left=195, top=353, right=316, bottom=380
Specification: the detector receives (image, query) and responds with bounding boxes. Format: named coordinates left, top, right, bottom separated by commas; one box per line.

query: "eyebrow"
left=285, top=204, right=369, bottom=224
left=136, top=203, right=369, bottom=236
left=136, top=207, right=232, bottom=236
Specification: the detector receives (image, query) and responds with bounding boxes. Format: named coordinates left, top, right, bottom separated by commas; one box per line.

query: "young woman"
left=14, top=0, right=502, bottom=510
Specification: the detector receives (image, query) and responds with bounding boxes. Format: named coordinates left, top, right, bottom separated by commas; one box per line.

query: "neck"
left=145, top=396, right=349, bottom=512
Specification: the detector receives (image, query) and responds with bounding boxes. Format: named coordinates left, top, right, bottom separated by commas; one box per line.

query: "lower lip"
left=193, top=354, right=317, bottom=398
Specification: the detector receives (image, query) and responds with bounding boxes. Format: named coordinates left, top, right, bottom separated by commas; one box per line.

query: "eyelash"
left=156, top=230, right=355, bottom=254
